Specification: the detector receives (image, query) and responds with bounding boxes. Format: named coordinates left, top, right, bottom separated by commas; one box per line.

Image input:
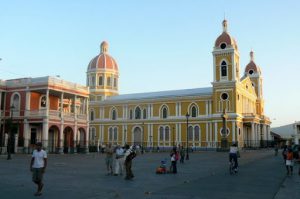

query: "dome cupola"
left=245, top=50, right=261, bottom=75
left=214, top=20, right=238, bottom=50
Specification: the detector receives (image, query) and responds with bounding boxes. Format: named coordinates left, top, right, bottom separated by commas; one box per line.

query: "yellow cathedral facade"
left=86, top=20, right=271, bottom=150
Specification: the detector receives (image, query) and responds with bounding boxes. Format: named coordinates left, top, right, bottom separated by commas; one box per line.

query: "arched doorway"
left=63, top=127, right=74, bottom=153
left=48, top=125, right=59, bottom=153
left=133, top=127, right=142, bottom=145
left=77, top=128, right=86, bottom=153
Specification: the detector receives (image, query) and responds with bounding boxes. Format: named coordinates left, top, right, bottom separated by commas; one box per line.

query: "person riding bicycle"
left=229, top=143, right=239, bottom=173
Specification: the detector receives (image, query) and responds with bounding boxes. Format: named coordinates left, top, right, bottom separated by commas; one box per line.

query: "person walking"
left=105, top=143, right=114, bottom=175
left=124, top=145, right=136, bottom=180
left=286, top=148, right=294, bottom=175
left=30, top=142, right=47, bottom=196
left=170, top=147, right=179, bottom=173
left=114, top=145, right=125, bottom=176
left=282, top=145, right=288, bottom=164
left=179, top=146, right=185, bottom=164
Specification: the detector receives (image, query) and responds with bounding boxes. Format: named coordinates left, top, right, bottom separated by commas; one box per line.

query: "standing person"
left=105, top=143, right=114, bottom=175
left=124, top=145, right=136, bottom=180
left=170, top=147, right=179, bottom=173
left=286, top=148, right=294, bottom=175
left=30, top=142, right=47, bottom=196
left=179, top=146, right=185, bottom=164
left=229, top=143, right=239, bottom=173
left=114, top=145, right=125, bottom=176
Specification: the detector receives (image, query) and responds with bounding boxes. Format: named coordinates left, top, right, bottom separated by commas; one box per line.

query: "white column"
left=262, top=124, right=267, bottom=141
left=178, top=123, right=182, bottom=143
left=46, top=89, right=49, bottom=116
left=209, top=122, right=212, bottom=147
left=206, top=122, right=209, bottom=146
left=23, top=119, right=30, bottom=151
left=251, top=123, right=255, bottom=147
left=25, top=88, right=30, bottom=116
left=59, top=123, right=64, bottom=154
left=42, top=119, right=49, bottom=150
left=232, top=121, right=236, bottom=143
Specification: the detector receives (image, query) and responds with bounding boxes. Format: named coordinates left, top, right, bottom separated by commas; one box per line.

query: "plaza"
left=0, top=150, right=299, bottom=199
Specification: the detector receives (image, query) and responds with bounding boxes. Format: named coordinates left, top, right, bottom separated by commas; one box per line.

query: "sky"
left=0, top=0, right=299, bottom=128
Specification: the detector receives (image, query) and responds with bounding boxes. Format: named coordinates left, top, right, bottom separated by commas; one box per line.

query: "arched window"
left=159, top=127, right=164, bottom=140
left=135, top=107, right=141, bottom=119
left=143, top=108, right=147, bottom=119
left=188, top=126, right=193, bottom=141
left=91, top=76, right=95, bottom=86
left=113, top=127, right=118, bottom=141
left=129, top=109, right=133, bottom=119
left=221, top=61, right=227, bottom=77
left=165, top=126, right=170, bottom=141
left=112, top=109, right=117, bottom=120
left=90, top=110, right=94, bottom=121
left=11, top=93, right=20, bottom=111
left=113, top=78, right=117, bottom=87
left=191, top=105, right=197, bottom=117
left=40, top=96, right=47, bottom=108
left=98, top=75, right=103, bottom=86
left=194, top=126, right=200, bottom=141
left=162, top=106, right=168, bottom=119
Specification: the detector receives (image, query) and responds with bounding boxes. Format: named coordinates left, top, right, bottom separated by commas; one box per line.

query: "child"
left=156, top=159, right=167, bottom=174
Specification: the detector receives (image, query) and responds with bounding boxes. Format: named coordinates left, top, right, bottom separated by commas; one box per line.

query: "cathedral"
left=87, top=20, right=271, bottom=150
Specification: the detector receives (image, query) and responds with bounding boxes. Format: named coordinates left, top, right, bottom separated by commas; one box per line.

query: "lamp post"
left=221, top=109, right=228, bottom=150
left=7, top=105, right=15, bottom=160
left=185, top=112, right=190, bottom=160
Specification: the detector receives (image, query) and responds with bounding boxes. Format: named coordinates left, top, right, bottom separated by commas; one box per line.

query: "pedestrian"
left=105, top=143, right=114, bottom=175
left=170, top=147, right=179, bottom=173
left=124, top=145, right=136, bottom=180
left=179, top=146, right=185, bottom=164
left=114, top=145, right=125, bottom=176
left=286, top=148, right=294, bottom=175
left=282, top=145, right=287, bottom=164
left=30, top=142, right=47, bottom=196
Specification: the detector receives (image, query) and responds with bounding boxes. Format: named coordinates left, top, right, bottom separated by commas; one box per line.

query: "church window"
left=109, top=127, right=113, bottom=142
left=159, top=127, right=164, bottom=140
left=188, top=126, right=193, bottom=141
left=165, top=126, right=170, bottom=140
left=162, top=106, right=168, bottom=119
left=135, top=107, right=141, bottom=119
left=107, top=77, right=111, bottom=86
left=90, top=110, right=94, bottom=121
left=194, top=126, right=200, bottom=141
left=191, top=106, right=197, bottom=117
left=220, top=43, right=227, bottom=49
left=221, top=93, right=228, bottom=100
left=112, top=109, right=117, bottom=120
left=113, top=127, right=118, bottom=141
left=98, top=76, right=103, bottom=86
left=113, top=78, right=117, bottom=87
left=221, top=61, right=227, bottom=77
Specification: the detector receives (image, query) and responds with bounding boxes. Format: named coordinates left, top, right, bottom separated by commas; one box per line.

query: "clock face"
left=220, top=43, right=227, bottom=49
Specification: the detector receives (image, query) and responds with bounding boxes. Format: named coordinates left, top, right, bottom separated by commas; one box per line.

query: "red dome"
left=245, top=51, right=261, bottom=75
left=214, top=20, right=238, bottom=50
left=88, top=54, right=118, bottom=71
left=87, top=41, right=118, bottom=71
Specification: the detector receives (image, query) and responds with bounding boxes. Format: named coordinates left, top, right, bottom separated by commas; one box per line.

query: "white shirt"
left=32, top=149, right=47, bottom=168
left=116, top=148, right=124, bottom=156
left=229, top=146, right=238, bottom=154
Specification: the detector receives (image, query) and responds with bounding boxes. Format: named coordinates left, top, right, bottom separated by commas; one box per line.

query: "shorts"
left=32, top=168, right=44, bottom=182
left=105, top=157, right=113, bottom=167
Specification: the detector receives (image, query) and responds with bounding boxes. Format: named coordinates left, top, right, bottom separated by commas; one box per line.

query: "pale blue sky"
left=0, top=0, right=299, bottom=127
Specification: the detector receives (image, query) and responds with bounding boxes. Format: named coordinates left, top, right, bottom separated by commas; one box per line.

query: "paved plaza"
left=0, top=150, right=299, bottom=199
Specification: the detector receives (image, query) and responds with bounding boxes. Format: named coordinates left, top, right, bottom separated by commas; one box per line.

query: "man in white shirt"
left=229, top=143, right=239, bottom=172
left=30, top=142, right=47, bottom=196
left=114, top=145, right=125, bottom=176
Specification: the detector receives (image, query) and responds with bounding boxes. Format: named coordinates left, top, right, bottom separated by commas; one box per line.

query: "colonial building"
left=0, top=76, right=89, bottom=154
left=87, top=20, right=271, bottom=150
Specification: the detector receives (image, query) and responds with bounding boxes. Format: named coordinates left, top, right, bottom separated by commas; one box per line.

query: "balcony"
left=25, top=109, right=87, bottom=122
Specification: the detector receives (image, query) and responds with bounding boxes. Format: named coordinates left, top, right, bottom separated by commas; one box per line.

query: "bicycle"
left=229, top=159, right=238, bottom=175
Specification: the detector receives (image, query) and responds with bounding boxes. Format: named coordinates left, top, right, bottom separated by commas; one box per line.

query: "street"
left=0, top=150, right=298, bottom=199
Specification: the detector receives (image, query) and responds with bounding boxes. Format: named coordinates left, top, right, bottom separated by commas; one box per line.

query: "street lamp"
left=173, top=126, right=175, bottom=147
left=7, top=105, right=15, bottom=160
left=185, top=112, right=190, bottom=160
